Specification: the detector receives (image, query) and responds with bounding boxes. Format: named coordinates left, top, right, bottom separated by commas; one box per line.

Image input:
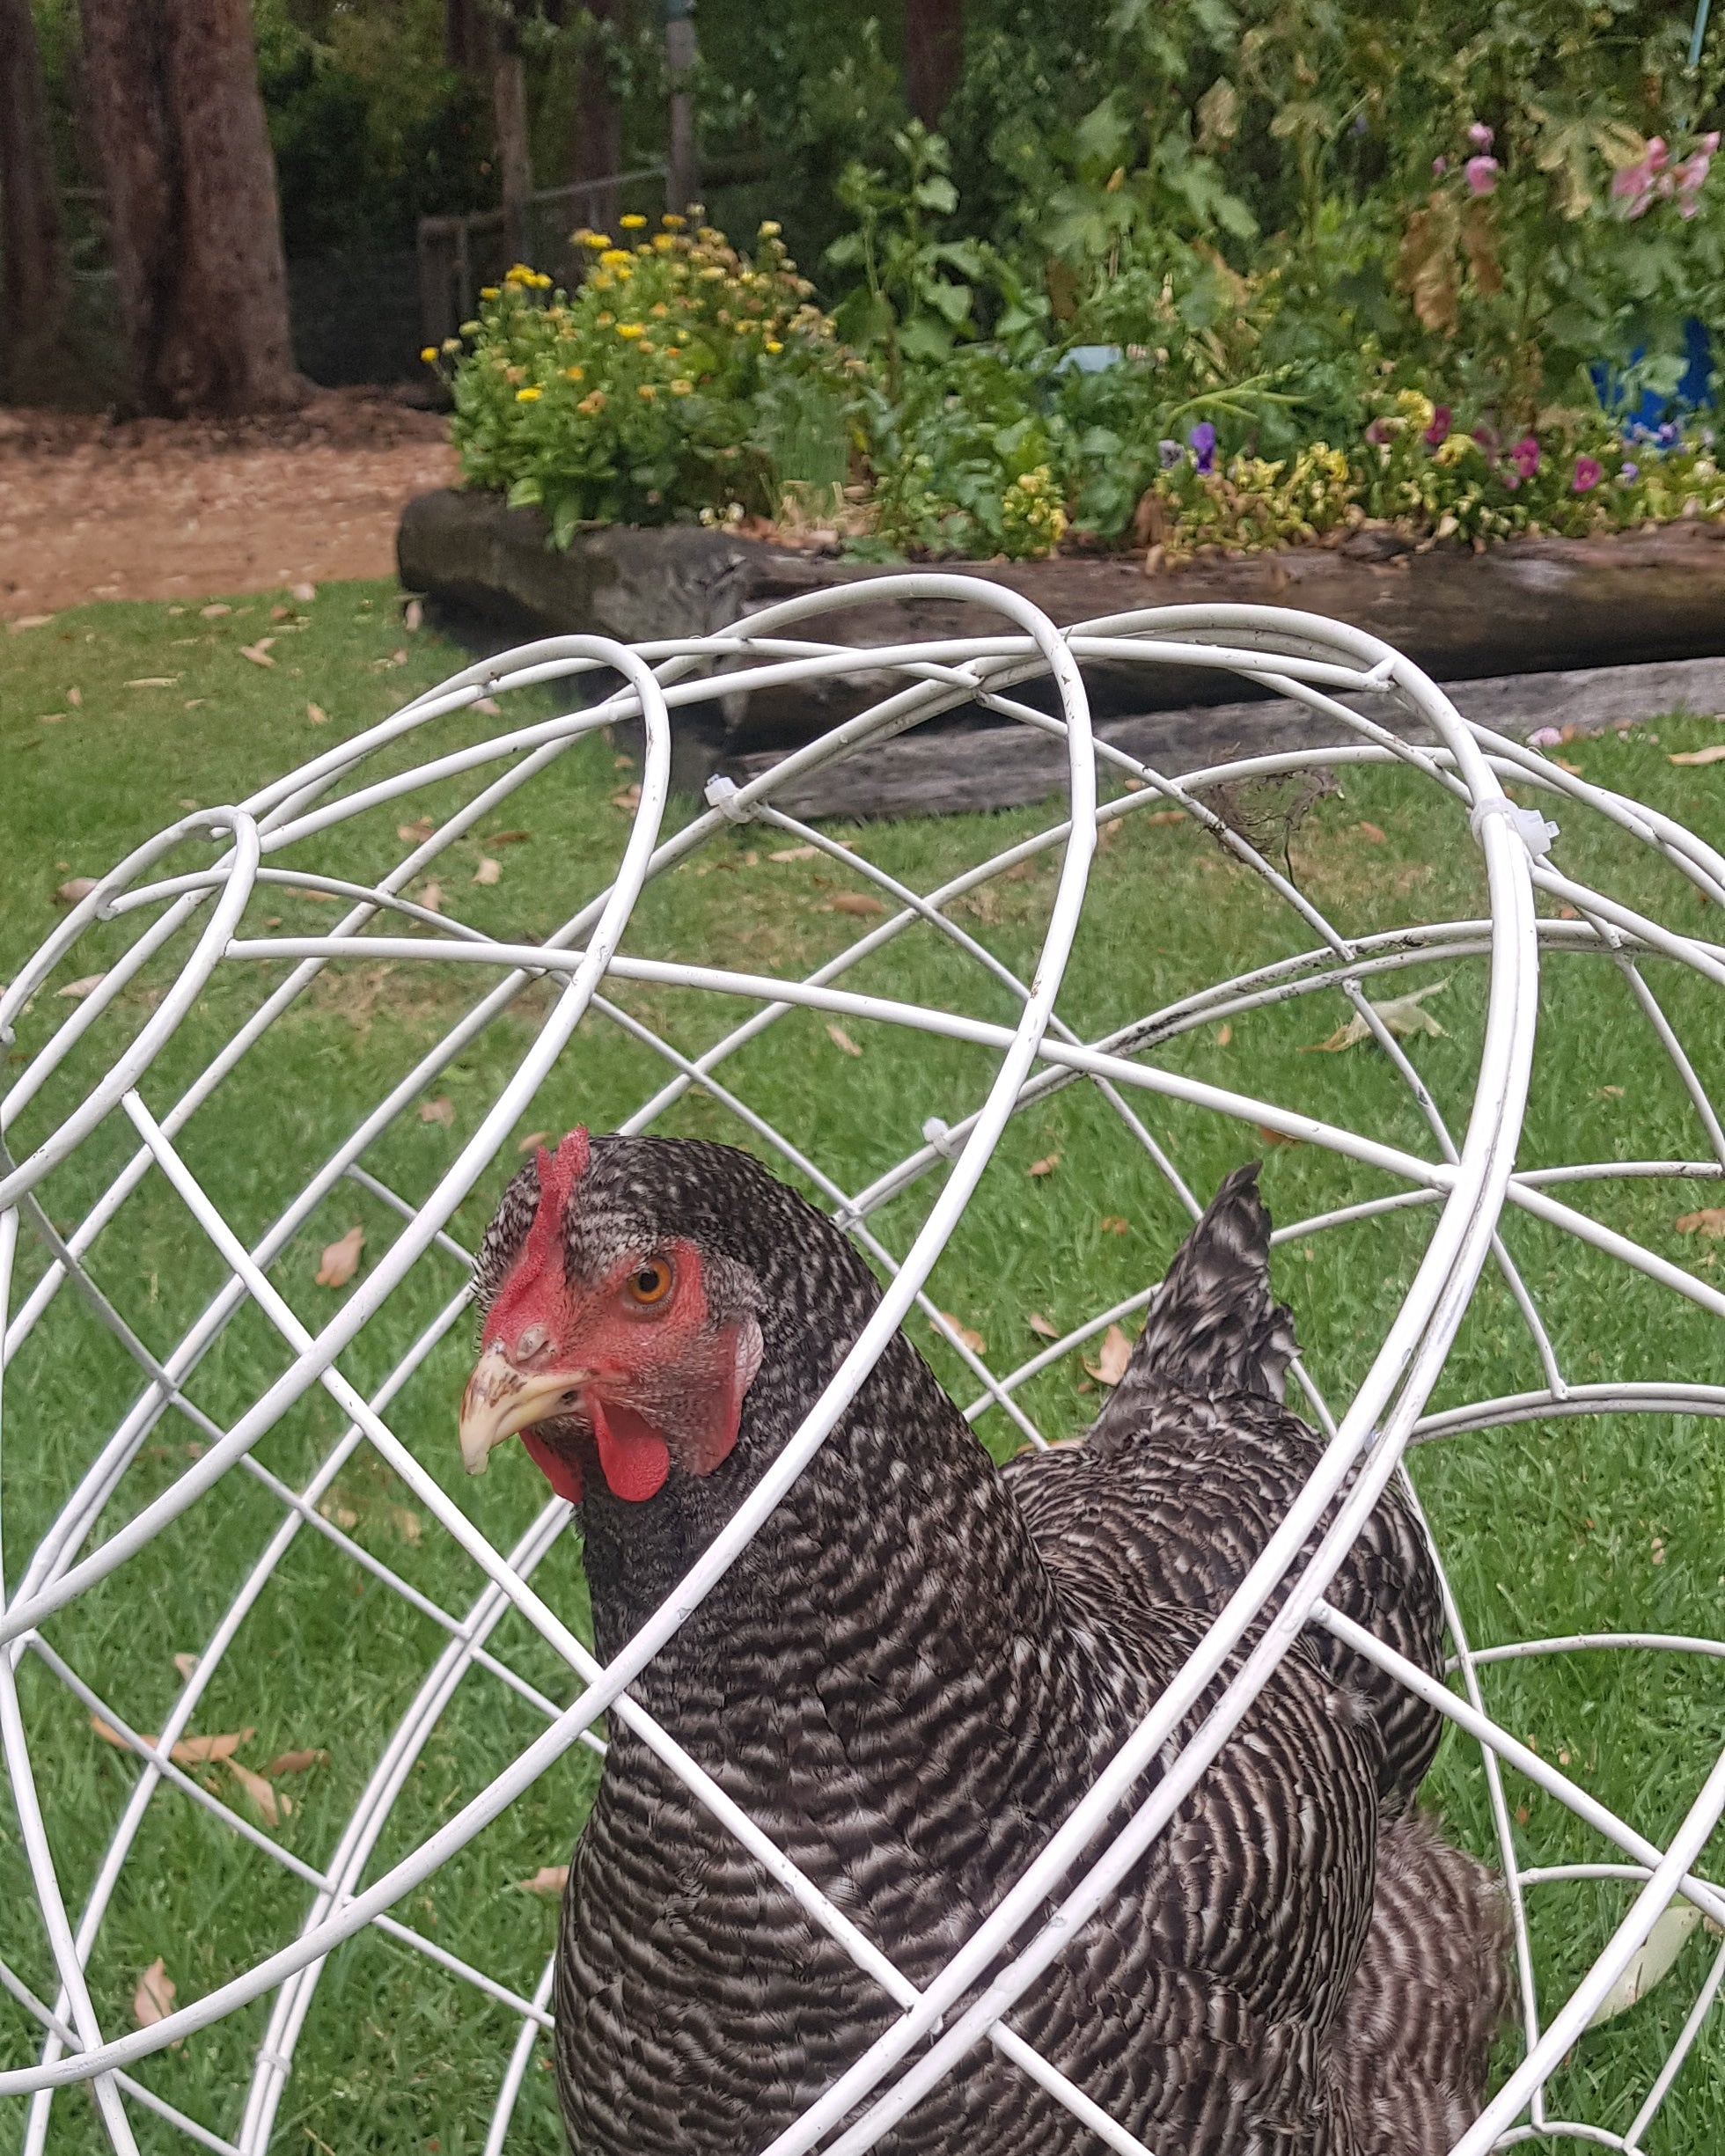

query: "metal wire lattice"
left=2, top=576, right=1722, bottom=2154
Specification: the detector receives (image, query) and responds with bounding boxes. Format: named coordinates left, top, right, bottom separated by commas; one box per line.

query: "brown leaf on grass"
left=226, top=1757, right=287, bottom=1826
left=172, top=1653, right=198, bottom=1682
left=1257, top=1124, right=1305, bottom=1148
left=315, top=1225, right=365, bottom=1288
left=172, top=1729, right=253, bottom=1764
left=830, top=891, right=886, bottom=917
left=291, top=583, right=317, bottom=605
left=770, top=844, right=818, bottom=862
left=238, top=641, right=275, bottom=668
left=91, top=1716, right=133, bottom=1750
left=611, top=784, right=642, bottom=811
left=200, top=603, right=231, bottom=620
left=518, top=1130, right=549, bottom=1151
left=935, top=1312, right=986, bottom=1354
left=1026, top=1311, right=1060, bottom=1340
left=826, top=1023, right=863, bottom=1057
left=306, top=701, right=329, bottom=725
left=418, top=882, right=443, bottom=913
left=397, top=815, right=435, bottom=844
left=125, top=676, right=177, bottom=688
left=1676, top=1207, right=1725, bottom=1238
left=318, top=1496, right=359, bottom=1530
left=1670, top=744, right=1725, bottom=766
left=38, top=711, right=65, bottom=723
left=134, top=1959, right=176, bottom=2028
left=516, top=1866, right=569, bottom=1896
left=1083, top=1324, right=1133, bottom=1387
left=488, top=829, right=532, bottom=845
left=385, top=1504, right=423, bottom=1544
left=1099, top=1216, right=1129, bottom=1236
left=54, top=876, right=98, bottom=904
left=266, top=1748, right=330, bottom=1777
left=472, top=855, right=502, bottom=885
left=66, top=685, right=81, bottom=707
left=404, top=599, right=424, bottom=632
left=1356, top=820, right=1388, bottom=844
left=1214, top=1023, right=1232, bottom=1046
left=1146, top=808, right=1185, bottom=825
left=419, top=1096, right=455, bottom=1126
left=1028, top=1153, right=1060, bottom=1177
left=57, top=973, right=106, bottom=999
left=474, top=695, right=503, bottom=716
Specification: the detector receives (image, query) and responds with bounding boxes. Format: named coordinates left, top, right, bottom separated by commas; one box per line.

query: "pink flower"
left=1424, top=405, right=1452, bottom=447
left=1464, top=156, right=1499, bottom=195
left=1647, top=136, right=1670, bottom=172
left=1572, top=455, right=1603, bottom=493
left=1704, top=132, right=1721, bottom=155
left=1433, top=155, right=1449, bottom=176
left=1467, top=122, right=1494, bottom=149
left=1508, top=435, right=1540, bottom=480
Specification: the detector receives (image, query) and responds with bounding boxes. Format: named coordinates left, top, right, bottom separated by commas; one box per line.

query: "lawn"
left=2, top=582, right=1724, bottom=2152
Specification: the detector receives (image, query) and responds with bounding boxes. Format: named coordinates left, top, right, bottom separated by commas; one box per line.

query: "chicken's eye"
left=623, top=1257, right=674, bottom=1307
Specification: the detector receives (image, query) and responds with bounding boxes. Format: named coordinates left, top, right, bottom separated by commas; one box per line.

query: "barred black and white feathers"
left=467, top=1138, right=1508, bottom=2156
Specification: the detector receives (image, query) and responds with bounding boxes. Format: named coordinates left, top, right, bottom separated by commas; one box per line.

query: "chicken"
left=458, top=1131, right=1508, bottom=2156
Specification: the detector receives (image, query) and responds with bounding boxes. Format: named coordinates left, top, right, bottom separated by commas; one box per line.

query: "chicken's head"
left=458, top=1128, right=765, bottom=1507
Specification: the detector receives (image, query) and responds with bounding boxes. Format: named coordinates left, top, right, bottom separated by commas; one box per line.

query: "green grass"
left=3, top=583, right=1724, bottom=2152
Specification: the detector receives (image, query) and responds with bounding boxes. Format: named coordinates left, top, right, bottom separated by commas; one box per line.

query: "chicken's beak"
left=459, top=1343, right=594, bottom=1478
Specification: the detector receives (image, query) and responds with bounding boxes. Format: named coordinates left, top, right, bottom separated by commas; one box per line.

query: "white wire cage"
left=1, top=576, right=1722, bottom=2156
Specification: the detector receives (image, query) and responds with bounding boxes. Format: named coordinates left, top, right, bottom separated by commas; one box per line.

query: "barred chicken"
left=458, top=1131, right=1508, bottom=2156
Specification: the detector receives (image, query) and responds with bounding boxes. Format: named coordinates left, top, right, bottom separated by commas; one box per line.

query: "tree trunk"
left=0, top=0, right=70, bottom=399
left=444, top=0, right=487, bottom=75
left=77, top=0, right=305, bottom=416
left=492, top=31, right=532, bottom=265
left=573, top=0, right=623, bottom=233
left=663, top=0, right=698, bottom=216
left=905, top=0, right=964, bottom=128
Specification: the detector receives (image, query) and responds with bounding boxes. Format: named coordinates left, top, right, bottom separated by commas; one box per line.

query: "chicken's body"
left=462, top=1139, right=1508, bottom=2156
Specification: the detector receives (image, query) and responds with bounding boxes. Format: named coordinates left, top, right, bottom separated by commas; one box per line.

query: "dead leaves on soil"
left=315, top=1224, right=365, bottom=1287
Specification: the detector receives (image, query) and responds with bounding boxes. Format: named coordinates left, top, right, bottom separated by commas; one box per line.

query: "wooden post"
left=492, top=21, right=532, bottom=268
left=664, top=0, right=699, bottom=216
left=0, top=0, right=70, bottom=400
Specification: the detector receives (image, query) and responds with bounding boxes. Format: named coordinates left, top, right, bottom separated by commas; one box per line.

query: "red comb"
left=487, top=1127, right=589, bottom=1345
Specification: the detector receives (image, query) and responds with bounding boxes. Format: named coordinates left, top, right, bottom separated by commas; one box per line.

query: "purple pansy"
left=1189, top=421, right=1218, bottom=474
left=1619, top=461, right=1640, bottom=481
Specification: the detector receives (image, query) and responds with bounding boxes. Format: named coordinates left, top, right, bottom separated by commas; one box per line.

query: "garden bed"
left=399, top=484, right=1725, bottom=782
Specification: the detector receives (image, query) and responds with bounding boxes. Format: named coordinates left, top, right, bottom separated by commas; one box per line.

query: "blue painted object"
left=1589, top=317, right=1715, bottom=426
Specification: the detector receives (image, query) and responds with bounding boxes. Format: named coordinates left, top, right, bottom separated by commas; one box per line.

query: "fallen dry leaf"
left=419, top=1096, right=455, bottom=1126
left=266, top=1748, right=330, bottom=1777
left=516, top=1866, right=569, bottom=1896
left=474, top=695, right=503, bottom=715
left=7, top=612, right=55, bottom=629
left=172, top=1728, right=253, bottom=1765
left=1083, top=1323, right=1134, bottom=1388
left=90, top=1716, right=134, bottom=1750
left=237, top=642, right=275, bottom=668
left=613, top=753, right=635, bottom=769
left=315, top=1224, right=365, bottom=1288
left=54, top=876, right=98, bottom=904
left=172, top=1653, right=198, bottom=1682
left=1028, top=1153, right=1060, bottom=1177
left=134, top=1959, right=176, bottom=2028
left=56, top=972, right=106, bottom=999
left=770, top=844, right=818, bottom=862
left=306, top=701, right=329, bottom=725
left=612, top=784, right=642, bottom=811
left=1099, top=1216, right=1129, bottom=1236
left=489, top=828, right=532, bottom=845
left=226, top=1757, right=286, bottom=1826
left=831, top=891, right=886, bottom=917
left=291, top=582, right=317, bottom=605
left=935, top=1311, right=986, bottom=1354
left=397, top=815, right=435, bottom=844
left=1215, top=1023, right=1232, bottom=1046
left=472, top=855, right=502, bottom=885
left=1670, top=744, right=1725, bottom=766
left=1146, top=808, right=1186, bottom=825
left=319, top=1496, right=360, bottom=1530
left=124, top=675, right=177, bottom=688
left=386, top=1503, right=423, bottom=1544
left=66, top=685, right=81, bottom=707
left=1026, top=1311, right=1061, bottom=1340
left=404, top=598, right=424, bottom=632
left=38, top=711, right=64, bottom=723
left=1586, top=1903, right=1704, bottom=2028
left=200, top=603, right=231, bottom=619
left=826, top=1023, right=863, bottom=1057
left=518, top=1130, right=549, bottom=1151
left=1257, top=1124, right=1305, bottom=1148
left=419, top=882, right=443, bottom=913
left=1356, top=820, right=1388, bottom=844
left=1675, top=1207, right=1725, bottom=1238
left=270, top=604, right=290, bottom=621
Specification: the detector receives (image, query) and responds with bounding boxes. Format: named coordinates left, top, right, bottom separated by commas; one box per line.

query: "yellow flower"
left=662, top=211, right=687, bottom=228
left=638, top=383, right=657, bottom=400
left=420, top=345, right=438, bottom=363
left=699, top=265, right=725, bottom=282
left=577, top=390, right=606, bottom=414
left=758, top=220, right=782, bottom=238
left=671, top=378, right=694, bottom=395
left=764, top=339, right=783, bottom=354
left=620, top=212, right=647, bottom=229
left=616, top=321, right=643, bottom=339
left=516, top=385, right=541, bottom=402
left=565, top=363, right=585, bottom=381
left=479, top=285, right=500, bottom=299
left=505, top=262, right=535, bottom=284
left=652, top=232, right=676, bottom=251
left=584, top=232, right=612, bottom=250
left=598, top=247, right=631, bottom=267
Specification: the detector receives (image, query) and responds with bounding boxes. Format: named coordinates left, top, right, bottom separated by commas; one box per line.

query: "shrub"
left=434, top=216, right=853, bottom=542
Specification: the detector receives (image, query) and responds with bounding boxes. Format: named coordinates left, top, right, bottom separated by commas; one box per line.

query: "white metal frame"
left=2, top=577, right=1721, bottom=2154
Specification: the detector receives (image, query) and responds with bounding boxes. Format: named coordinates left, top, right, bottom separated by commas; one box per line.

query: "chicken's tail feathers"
left=1110, top=1162, right=1299, bottom=1411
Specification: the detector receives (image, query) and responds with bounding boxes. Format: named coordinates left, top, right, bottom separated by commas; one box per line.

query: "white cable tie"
left=703, top=774, right=754, bottom=825
left=1470, top=797, right=1559, bottom=859
left=921, top=1116, right=960, bottom=1160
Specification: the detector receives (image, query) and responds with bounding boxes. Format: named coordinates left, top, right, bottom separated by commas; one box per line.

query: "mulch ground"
left=0, top=388, right=458, bottom=621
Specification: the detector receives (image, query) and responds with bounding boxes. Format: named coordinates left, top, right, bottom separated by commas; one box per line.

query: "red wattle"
left=591, top=1397, right=671, bottom=1502
left=520, top=1428, right=584, bottom=1504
